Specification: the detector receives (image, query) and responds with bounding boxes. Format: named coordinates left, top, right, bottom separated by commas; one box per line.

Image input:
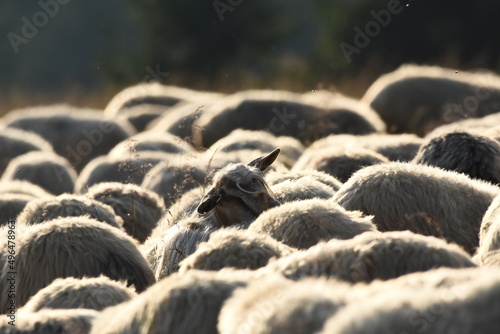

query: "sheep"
left=2, top=104, right=135, bottom=172
left=207, top=129, right=305, bottom=168
left=413, top=130, right=500, bottom=185
left=262, top=231, right=475, bottom=283
left=0, top=216, right=155, bottom=309
left=90, top=269, right=253, bottom=334
left=85, top=182, right=166, bottom=243
left=74, top=151, right=169, bottom=193
left=332, top=162, right=500, bottom=254
left=320, top=273, right=500, bottom=334
left=219, top=277, right=347, bottom=334
left=20, top=276, right=136, bottom=312
left=107, top=131, right=194, bottom=159
left=479, top=194, right=500, bottom=244
left=109, top=103, right=168, bottom=132
left=0, top=127, right=53, bottom=176
left=307, top=133, right=424, bottom=162
left=269, top=176, right=337, bottom=204
left=425, top=111, right=500, bottom=139
left=103, top=82, right=224, bottom=119
left=249, top=199, right=376, bottom=249
left=476, top=218, right=500, bottom=265
left=362, top=64, right=500, bottom=135
left=1, top=151, right=77, bottom=195
left=141, top=158, right=207, bottom=209
left=201, top=148, right=285, bottom=174
left=163, top=186, right=207, bottom=227
left=178, top=228, right=296, bottom=273
left=16, top=193, right=123, bottom=229
left=0, top=180, right=53, bottom=199
left=193, top=90, right=383, bottom=148
left=0, top=308, right=97, bottom=334
left=292, top=146, right=390, bottom=183
left=0, top=193, right=33, bottom=224
left=266, top=169, right=343, bottom=191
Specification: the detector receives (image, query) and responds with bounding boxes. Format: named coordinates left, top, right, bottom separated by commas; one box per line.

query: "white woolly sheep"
left=425, top=111, right=500, bottom=139
left=0, top=216, right=155, bottom=309
left=332, top=162, right=500, bottom=254
left=292, top=146, right=390, bottom=183
left=2, top=104, right=135, bottom=172
left=0, top=308, right=97, bottom=334
left=74, top=151, right=169, bottom=193
left=266, top=169, right=343, bottom=191
left=90, top=269, right=253, bottom=334
left=17, top=193, right=123, bottom=229
left=141, top=158, right=207, bottom=209
left=308, top=133, right=424, bottom=162
left=362, top=64, right=500, bottom=135
left=163, top=186, right=207, bottom=228
left=103, top=82, right=223, bottom=119
left=1, top=151, right=77, bottom=195
left=21, top=276, right=136, bottom=312
left=249, top=199, right=376, bottom=249
left=85, top=182, right=165, bottom=243
left=219, top=277, right=347, bottom=334
left=178, top=228, right=295, bottom=273
left=0, top=180, right=53, bottom=199
left=193, top=90, right=383, bottom=148
left=479, top=194, right=500, bottom=243
left=0, top=127, right=53, bottom=176
left=321, top=273, right=500, bottom=334
left=262, top=231, right=475, bottom=283
left=413, top=130, right=500, bottom=185
left=476, top=216, right=500, bottom=266
left=270, top=176, right=337, bottom=204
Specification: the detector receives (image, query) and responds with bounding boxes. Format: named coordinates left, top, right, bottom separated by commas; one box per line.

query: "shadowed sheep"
left=0, top=193, right=33, bottom=224
left=141, top=158, right=207, bottom=209
left=2, top=104, right=135, bottom=172
left=1, top=151, right=77, bottom=195
left=333, top=162, right=500, bottom=254
left=308, top=133, right=424, bottom=162
left=0, top=217, right=155, bottom=309
left=292, top=146, right=389, bottom=183
left=21, top=276, right=136, bottom=312
left=74, top=151, right=169, bottom=193
left=362, top=64, right=500, bottom=135
left=90, top=270, right=252, bottom=334
left=193, top=90, right=383, bottom=148
left=0, top=308, right=97, bottom=334
left=86, top=182, right=165, bottom=243
left=321, top=273, right=500, bottom=334
left=413, top=130, right=500, bottom=185
left=178, top=228, right=295, bottom=273
left=249, top=199, right=376, bottom=249
left=0, top=127, right=53, bottom=176
left=0, top=180, right=53, bottom=199
left=208, top=129, right=304, bottom=168
left=266, top=169, right=343, bottom=191
left=262, top=231, right=475, bottom=283
left=219, top=277, right=346, bottom=334
left=17, top=194, right=123, bottom=229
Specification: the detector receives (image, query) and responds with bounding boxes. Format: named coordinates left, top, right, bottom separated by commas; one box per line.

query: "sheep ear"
left=247, top=148, right=281, bottom=171
left=197, top=188, right=222, bottom=214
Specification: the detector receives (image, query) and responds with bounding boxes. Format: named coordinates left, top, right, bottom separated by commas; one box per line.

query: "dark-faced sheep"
left=193, top=90, right=383, bottom=148
left=90, top=269, right=252, bottom=334
left=2, top=104, right=135, bottom=172
left=332, top=162, right=500, bottom=254
left=74, top=151, right=169, bottom=193
left=85, top=182, right=165, bottom=243
left=0, top=127, right=54, bottom=176
left=413, top=130, right=500, bottom=185
left=0, top=308, right=97, bottom=334
left=249, top=199, right=376, bottom=249
left=1, top=151, right=77, bottom=195
left=292, top=146, right=390, bottom=183
left=262, top=231, right=475, bottom=283
left=20, top=276, right=136, bottom=312
left=17, top=193, right=123, bottom=229
left=178, top=228, right=295, bottom=273
left=0, top=217, right=155, bottom=309
left=362, top=64, right=500, bottom=135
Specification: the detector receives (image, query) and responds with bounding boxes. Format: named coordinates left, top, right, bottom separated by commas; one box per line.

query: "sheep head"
left=197, top=148, right=281, bottom=227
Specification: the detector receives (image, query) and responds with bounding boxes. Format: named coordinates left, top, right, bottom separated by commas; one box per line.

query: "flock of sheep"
left=1, top=64, right=500, bottom=333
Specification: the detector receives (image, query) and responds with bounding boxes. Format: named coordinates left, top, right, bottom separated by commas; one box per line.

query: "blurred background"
left=1, top=0, right=499, bottom=116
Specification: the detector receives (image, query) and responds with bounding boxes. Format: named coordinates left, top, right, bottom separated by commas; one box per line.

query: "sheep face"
left=197, top=148, right=281, bottom=226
